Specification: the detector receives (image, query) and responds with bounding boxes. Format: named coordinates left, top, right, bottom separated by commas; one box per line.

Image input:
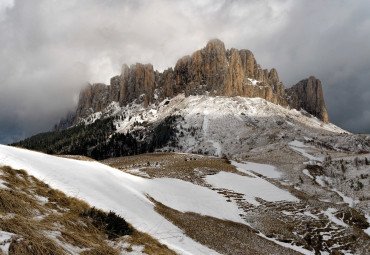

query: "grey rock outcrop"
left=285, top=76, right=329, bottom=123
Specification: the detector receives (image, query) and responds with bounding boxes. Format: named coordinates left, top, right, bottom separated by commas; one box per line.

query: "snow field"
left=206, top=161, right=299, bottom=206
left=0, top=145, right=242, bottom=255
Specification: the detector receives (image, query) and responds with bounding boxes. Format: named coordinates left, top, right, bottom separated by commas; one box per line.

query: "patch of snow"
left=315, top=175, right=334, bottom=188
left=315, top=176, right=326, bottom=187
left=319, top=198, right=332, bottom=203
left=323, top=208, right=348, bottom=228
left=45, top=230, right=88, bottom=254
left=364, top=214, right=370, bottom=236
left=332, top=189, right=359, bottom=208
left=247, top=78, right=259, bottom=86
left=33, top=214, right=47, bottom=221
left=233, top=161, right=282, bottom=179
left=0, top=231, right=16, bottom=255
left=289, top=140, right=323, bottom=162
left=206, top=171, right=299, bottom=207
left=0, top=213, right=15, bottom=220
left=108, top=239, right=146, bottom=255
left=145, top=178, right=245, bottom=224
left=302, top=169, right=314, bottom=179
left=0, top=179, right=8, bottom=189
left=126, top=168, right=150, bottom=178
left=131, top=245, right=145, bottom=254
left=304, top=211, right=319, bottom=220
left=289, top=140, right=309, bottom=148
left=34, top=194, right=49, bottom=205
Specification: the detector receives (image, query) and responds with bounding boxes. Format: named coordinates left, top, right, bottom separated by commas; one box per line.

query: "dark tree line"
left=12, top=115, right=180, bottom=160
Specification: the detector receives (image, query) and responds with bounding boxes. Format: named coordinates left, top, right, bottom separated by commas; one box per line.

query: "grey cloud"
left=0, top=0, right=369, bottom=144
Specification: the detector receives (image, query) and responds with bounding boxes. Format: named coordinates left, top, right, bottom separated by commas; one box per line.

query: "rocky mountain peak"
left=285, top=76, right=329, bottom=123
left=205, top=38, right=227, bottom=54
left=67, top=39, right=330, bottom=126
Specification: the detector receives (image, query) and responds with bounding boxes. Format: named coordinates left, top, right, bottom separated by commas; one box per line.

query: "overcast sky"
left=0, top=0, right=369, bottom=144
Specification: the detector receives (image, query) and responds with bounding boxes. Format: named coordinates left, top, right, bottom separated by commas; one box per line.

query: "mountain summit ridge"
left=57, top=39, right=329, bottom=130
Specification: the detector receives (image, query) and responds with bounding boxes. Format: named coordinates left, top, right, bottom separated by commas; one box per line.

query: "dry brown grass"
left=54, top=155, right=96, bottom=161
left=102, top=152, right=252, bottom=185
left=124, top=231, right=177, bottom=255
left=0, top=165, right=176, bottom=255
left=151, top=197, right=302, bottom=255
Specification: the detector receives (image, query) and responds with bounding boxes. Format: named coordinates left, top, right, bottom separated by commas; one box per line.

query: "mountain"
left=15, top=39, right=369, bottom=160
left=55, top=39, right=328, bottom=130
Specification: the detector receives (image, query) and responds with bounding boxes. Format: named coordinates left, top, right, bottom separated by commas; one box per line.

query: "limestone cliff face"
left=285, top=76, right=329, bottom=123
left=171, top=39, right=286, bottom=106
left=75, top=83, right=109, bottom=121
left=120, top=63, right=156, bottom=107
left=73, top=39, right=328, bottom=124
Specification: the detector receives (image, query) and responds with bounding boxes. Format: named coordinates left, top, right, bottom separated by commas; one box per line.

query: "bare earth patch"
left=102, top=153, right=252, bottom=185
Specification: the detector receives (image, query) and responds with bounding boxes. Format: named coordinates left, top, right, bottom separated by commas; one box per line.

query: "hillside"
left=1, top=145, right=369, bottom=254
left=0, top=164, right=175, bottom=255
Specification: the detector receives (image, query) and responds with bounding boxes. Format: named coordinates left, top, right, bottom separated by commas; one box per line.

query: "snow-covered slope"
left=1, top=145, right=245, bottom=254
left=75, top=93, right=370, bottom=159
left=105, top=94, right=346, bottom=136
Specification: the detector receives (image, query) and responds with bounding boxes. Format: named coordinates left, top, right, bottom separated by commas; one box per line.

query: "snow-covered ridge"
left=79, top=94, right=347, bottom=134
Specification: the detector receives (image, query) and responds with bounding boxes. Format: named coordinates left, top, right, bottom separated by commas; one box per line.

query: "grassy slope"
left=0, top=165, right=176, bottom=255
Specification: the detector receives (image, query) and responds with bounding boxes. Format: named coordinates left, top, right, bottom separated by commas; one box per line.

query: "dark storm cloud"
left=1, top=0, right=369, bottom=144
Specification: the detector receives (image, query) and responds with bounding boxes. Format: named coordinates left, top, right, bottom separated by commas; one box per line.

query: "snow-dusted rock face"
left=59, top=39, right=330, bottom=129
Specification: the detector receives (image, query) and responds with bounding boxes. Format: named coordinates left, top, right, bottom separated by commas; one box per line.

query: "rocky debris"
left=285, top=76, right=329, bottom=123
left=70, top=39, right=327, bottom=125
